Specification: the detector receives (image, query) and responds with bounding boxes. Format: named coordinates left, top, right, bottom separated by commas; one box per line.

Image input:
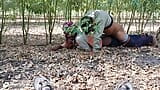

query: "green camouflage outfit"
left=76, top=10, right=113, bottom=51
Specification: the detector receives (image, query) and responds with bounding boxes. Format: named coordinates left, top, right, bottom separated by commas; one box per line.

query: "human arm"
left=93, top=19, right=105, bottom=51
left=52, top=34, right=76, bottom=51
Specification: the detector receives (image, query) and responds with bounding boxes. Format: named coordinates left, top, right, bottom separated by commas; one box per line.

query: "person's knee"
left=75, top=35, right=91, bottom=51
left=75, top=35, right=85, bottom=43
left=102, top=37, right=112, bottom=46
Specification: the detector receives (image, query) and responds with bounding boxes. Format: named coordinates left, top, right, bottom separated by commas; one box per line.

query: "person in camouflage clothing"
left=74, top=10, right=157, bottom=51
left=52, top=20, right=158, bottom=51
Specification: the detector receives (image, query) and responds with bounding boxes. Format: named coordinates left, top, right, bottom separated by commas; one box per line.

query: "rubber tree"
left=137, top=0, right=146, bottom=33
left=19, top=0, right=41, bottom=45
left=92, top=0, right=98, bottom=10
left=14, top=0, right=28, bottom=44
left=42, top=0, right=48, bottom=44
left=134, top=0, right=159, bottom=33
left=126, top=0, right=139, bottom=33
left=47, top=0, right=58, bottom=44
left=21, top=0, right=27, bottom=44
left=27, top=0, right=58, bottom=45
left=84, top=0, right=89, bottom=12
left=27, top=0, right=48, bottom=44
left=0, top=0, right=4, bottom=44
left=107, top=0, right=113, bottom=14
left=111, top=0, right=123, bottom=23
left=23, top=0, right=34, bottom=45
left=72, top=0, right=82, bottom=17
left=0, top=0, right=17, bottom=44
left=64, top=0, right=73, bottom=21
left=144, top=0, right=159, bottom=32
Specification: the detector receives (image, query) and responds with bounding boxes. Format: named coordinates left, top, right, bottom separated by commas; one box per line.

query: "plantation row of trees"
left=0, top=0, right=160, bottom=44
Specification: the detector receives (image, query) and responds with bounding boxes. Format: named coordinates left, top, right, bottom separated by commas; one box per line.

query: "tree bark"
left=22, top=0, right=26, bottom=45
left=127, top=9, right=135, bottom=34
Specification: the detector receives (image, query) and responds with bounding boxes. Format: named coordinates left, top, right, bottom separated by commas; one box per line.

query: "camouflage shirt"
left=83, top=10, right=113, bottom=49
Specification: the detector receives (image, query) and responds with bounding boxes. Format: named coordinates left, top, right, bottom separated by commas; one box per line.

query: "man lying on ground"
left=52, top=21, right=159, bottom=51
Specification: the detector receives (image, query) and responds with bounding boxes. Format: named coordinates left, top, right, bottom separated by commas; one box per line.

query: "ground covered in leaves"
left=0, top=34, right=160, bottom=90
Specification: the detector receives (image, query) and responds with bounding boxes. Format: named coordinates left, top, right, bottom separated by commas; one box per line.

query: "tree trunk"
left=108, top=0, right=113, bottom=15
left=42, top=0, right=48, bottom=45
left=48, top=11, right=52, bottom=44
left=44, top=14, right=48, bottom=45
left=117, top=11, right=121, bottom=24
left=143, top=12, right=152, bottom=31
left=123, top=11, right=128, bottom=29
left=22, top=0, right=26, bottom=45
left=48, top=0, right=58, bottom=44
left=0, top=0, right=4, bottom=44
left=25, top=11, right=30, bottom=44
left=138, top=10, right=142, bottom=32
left=140, top=10, right=146, bottom=33
left=69, top=0, right=72, bottom=21
left=85, top=0, right=89, bottom=12
left=127, top=9, right=135, bottom=34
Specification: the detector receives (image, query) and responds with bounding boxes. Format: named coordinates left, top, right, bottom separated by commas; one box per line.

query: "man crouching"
left=52, top=21, right=158, bottom=51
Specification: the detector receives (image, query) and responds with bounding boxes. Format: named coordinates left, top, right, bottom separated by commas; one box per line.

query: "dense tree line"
left=0, top=0, right=160, bottom=44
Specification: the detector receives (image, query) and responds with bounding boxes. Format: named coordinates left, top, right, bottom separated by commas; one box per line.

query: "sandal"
left=115, top=81, right=133, bottom=90
left=34, top=76, right=52, bottom=90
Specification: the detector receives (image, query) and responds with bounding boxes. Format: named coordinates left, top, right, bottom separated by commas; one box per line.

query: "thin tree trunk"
left=138, top=11, right=142, bottom=32
left=92, top=0, right=94, bottom=10
left=44, top=14, right=48, bottom=45
left=69, top=0, right=72, bottom=21
left=48, top=10, right=52, bottom=44
left=152, top=13, right=155, bottom=31
left=134, top=15, right=138, bottom=32
left=127, top=9, right=135, bottom=34
left=42, top=0, right=48, bottom=45
left=108, top=0, right=112, bottom=15
left=0, top=0, right=4, bottom=44
left=93, top=0, right=98, bottom=10
left=48, top=0, right=58, bottom=44
left=117, top=11, right=121, bottom=24
left=143, top=12, right=153, bottom=31
left=85, top=0, right=89, bottom=12
left=22, top=0, right=26, bottom=44
left=123, top=11, right=128, bottom=29
left=140, top=10, right=146, bottom=33
left=25, top=11, right=30, bottom=44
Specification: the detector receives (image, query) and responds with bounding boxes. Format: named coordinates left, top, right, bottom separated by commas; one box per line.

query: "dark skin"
left=52, top=33, right=77, bottom=51
left=103, top=22, right=127, bottom=42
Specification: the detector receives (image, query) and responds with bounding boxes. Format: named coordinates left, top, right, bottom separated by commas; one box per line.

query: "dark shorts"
left=108, top=35, right=153, bottom=47
left=104, top=15, right=113, bottom=30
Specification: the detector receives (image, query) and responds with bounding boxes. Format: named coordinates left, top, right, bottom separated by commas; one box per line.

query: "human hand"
left=51, top=45, right=63, bottom=51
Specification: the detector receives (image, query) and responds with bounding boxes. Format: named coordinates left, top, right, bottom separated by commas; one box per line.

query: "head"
left=63, top=21, right=79, bottom=36
left=63, top=21, right=73, bottom=30
left=62, top=22, right=77, bottom=48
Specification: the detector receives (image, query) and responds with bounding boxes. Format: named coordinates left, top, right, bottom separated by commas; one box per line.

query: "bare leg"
left=101, top=36, right=112, bottom=46
left=103, top=22, right=128, bottom=42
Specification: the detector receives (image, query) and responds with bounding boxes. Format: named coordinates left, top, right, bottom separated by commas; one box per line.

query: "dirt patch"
left=0, top=34, right=160, bottom=90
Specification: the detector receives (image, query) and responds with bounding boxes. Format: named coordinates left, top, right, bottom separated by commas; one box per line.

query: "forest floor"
left=0, top=24, right=160, bottom=90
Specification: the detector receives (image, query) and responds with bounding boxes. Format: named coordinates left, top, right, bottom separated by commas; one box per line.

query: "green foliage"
left=3, top=0, right=17, bottom=11
left=27, top=0, right=44, bottom=14
left=1, top=0, right=159, bottom=18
